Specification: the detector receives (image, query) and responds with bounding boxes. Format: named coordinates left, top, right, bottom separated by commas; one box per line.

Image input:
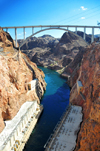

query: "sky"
left=0, top=0, right=100, bottom=39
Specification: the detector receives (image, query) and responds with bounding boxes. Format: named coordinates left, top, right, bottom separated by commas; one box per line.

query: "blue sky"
left=0, top=0, right=100, bottom=39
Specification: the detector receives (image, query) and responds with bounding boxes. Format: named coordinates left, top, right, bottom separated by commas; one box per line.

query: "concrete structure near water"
left=28, top=79, right=37, bottom=91
left=0, top=101, right=43, bottom=151
left=44, top=105, right=82, bottom=151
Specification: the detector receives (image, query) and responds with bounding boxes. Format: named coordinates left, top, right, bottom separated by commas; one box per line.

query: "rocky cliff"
left=20, top=31, right=87, bottom=77
left=18, top=35, right=59, bottom=51
left=69, top=42, right=100, bottom=150
left=0, top=28, right=46, bottom=133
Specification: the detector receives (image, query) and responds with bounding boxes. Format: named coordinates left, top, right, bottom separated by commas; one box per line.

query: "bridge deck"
left=2, top=25, right=100, bottom=29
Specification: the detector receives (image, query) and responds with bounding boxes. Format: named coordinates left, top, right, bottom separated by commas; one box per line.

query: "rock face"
left=20, top=31, right=87, bottom=76
left=0, top=28, right=46, bottom=133
left=0, top=27, right=18, bottom=51
left=61, top=46, right=86, bottom=80
left=18, top=35, right=59, bottom=50
left=69, top=42, right=100, bottom=150
left=76, top=31, right=91, bottom=44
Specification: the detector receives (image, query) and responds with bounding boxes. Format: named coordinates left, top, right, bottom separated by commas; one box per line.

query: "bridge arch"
left=19, top=27, right=84, bottom=49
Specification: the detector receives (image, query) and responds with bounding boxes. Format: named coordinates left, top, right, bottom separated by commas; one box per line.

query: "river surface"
left=24, top=67, right=70, bottom=151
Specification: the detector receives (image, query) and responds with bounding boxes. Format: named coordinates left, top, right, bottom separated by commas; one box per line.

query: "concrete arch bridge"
left=2, top=25, right=100, bottom=48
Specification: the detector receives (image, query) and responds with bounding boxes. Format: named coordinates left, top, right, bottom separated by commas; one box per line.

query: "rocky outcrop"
left=76, top=31, right=91, bottom=44
left=18, top=35, right=59, bottom=50
left=76, top=31, right=100, bottom=44
left=0, top=27, right=19, bottom=51
left=61, top=46, right=86, bottom=80
left=69, top=42, right=100, bottom=150
left=20, top=31, right=87, bottom=76
left=0, top=28, right=46, bottom=133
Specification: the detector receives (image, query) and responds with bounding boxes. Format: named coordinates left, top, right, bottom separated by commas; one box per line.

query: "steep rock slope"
left=0, top=28, right=46, bottom=133
left=76, top=31, right=91, bottom=44
left=69, top=42, right=100, bottom=151
left=20, top=31, right=87, bottom=76
left=18, top=35, right=59, bottom=51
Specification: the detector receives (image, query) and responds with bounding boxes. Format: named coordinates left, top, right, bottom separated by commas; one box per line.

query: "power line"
left=62, top=8, right=100, bottom=24
left=64, top=9, right=100, bottom=25
left=54, top=4, right=100, bottom=24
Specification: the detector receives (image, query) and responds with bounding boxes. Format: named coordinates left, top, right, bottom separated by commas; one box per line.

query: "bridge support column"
left=75, top=27, right=77, bottom=34
left=6, top=28, right=8, bottom=32
left=67, top=27, right=69, bottom=30
left=32, top=27, right=34, bottom=34
left=91, top=27, right=94, bottom=43
left=23, top=27, right=25, bottom=40
left=15, top=28, right=17, bottom=47
left=83, top=27, right=86, bottom=40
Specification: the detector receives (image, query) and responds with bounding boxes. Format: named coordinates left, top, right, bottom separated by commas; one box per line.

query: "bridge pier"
left=23, top=27, right=25, bottom=40
left=91, top=27, right=94, bottom=43
left=6, top=28, right=8, bottom=33
left=75, top=27, right=77, bottom=34
left=15, top=28, right=17, bottom=47
left=83, top=27, right=86, bottom=40
left=32, top=27, right=34, bottom=34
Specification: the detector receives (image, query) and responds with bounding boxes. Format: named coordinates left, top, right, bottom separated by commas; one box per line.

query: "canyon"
left=19, top=30, right=100, bottom=150
left=19, top=31, right=88, bottom=79
left=0, top=26, right=100, bottom=151
left=19, top=31, right=99, bottom=79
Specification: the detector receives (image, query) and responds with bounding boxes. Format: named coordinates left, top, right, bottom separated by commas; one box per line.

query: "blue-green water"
left=24, top=67, right=70, bottom=151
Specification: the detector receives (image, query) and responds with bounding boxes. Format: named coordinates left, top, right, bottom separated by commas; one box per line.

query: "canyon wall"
left=20, top=32, right=87, bottom=76
left=69, top=42, right=100, bottom=151
left=0, top=28, right=46, bottom=133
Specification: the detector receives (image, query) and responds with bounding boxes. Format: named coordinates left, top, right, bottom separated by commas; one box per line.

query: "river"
left=24, top=66, right=70, bottom=151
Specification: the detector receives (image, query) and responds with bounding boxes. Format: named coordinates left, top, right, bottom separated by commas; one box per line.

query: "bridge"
left=2, top=25, right=100, bottom=48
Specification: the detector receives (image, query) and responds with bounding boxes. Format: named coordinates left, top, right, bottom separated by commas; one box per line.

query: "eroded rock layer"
left=69, top=42, right=100, bottom=151
left=0, top=28, right=46, bottom=133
